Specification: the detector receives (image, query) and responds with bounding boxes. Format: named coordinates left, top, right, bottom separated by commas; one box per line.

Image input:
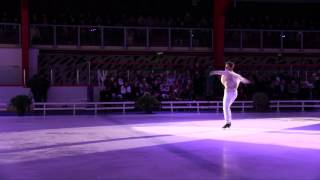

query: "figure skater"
left=210, top=62, right=250, bottom=128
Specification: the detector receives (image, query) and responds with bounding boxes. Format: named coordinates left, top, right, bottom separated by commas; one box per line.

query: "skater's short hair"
left=225, top=62, right=235, bottom=70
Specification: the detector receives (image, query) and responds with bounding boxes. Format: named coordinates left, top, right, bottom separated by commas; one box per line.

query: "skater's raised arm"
left=234, top=73, right=251, bottom=84
left=209, top=70, right=226, bottom=76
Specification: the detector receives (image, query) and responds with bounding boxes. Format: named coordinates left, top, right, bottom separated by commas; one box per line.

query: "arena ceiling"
left=238, top=0, right=320, bottom=2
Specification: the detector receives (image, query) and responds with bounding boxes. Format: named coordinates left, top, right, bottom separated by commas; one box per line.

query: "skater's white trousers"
left=223, top=89, right=238, bottom=123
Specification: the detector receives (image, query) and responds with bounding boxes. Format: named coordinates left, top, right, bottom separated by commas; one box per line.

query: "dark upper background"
left=2, top=0, right=320, bottom=29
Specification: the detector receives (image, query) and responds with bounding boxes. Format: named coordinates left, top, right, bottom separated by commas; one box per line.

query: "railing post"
left=197, top=102, right=199, bottom=113
left=146, top=27, right=150, bottom=48
left=76, top=69, right=80, bottom=85
left=190, top=29, right=193, bottom=49
left=300, top=31, right=304, bottom=51
left=88, top=61, right=91, bottom=85
left=123, top=103, right=126, bottom=114
left=302, top=102, right=305, bottom=112
left=53, top=26, right=57, bottom=47
left=280, top=31, right=284, bottom=50
left=43, top=104, right=46, bottom=116
left=211, top=29, right=214, bottom=48
left=277, top=101, right=280, bottom=112
left=19, top=24, right=21, bottom=47
left=73, top=104, right=76, bottom=115
left=94, top=103, right=97, bottom=116
left=124, top=27, right=127, bottom=48
left=77, top=26, right=81, bottom=48
left=216, top=102, right=219, bottom=113
left=23, top=68, right=26, bottom=86
left=101, top=27, right=104, bottom=48
left=168, top=28, right=172, bottom=48
left=170, top=102, right=173, bottom=113
left=241, top=102, right=245, bottom=113
left=260, top=30, right=263, bottom=49
left=240, top=30, right=243, bottom=49
left=50, top=69, right=54, bottom=85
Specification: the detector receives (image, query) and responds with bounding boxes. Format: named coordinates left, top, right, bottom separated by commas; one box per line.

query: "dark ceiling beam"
left=236, top=0, right=320, bottom=3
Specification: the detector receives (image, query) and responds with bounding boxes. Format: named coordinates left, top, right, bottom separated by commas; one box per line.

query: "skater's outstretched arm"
left=234, top=73, right=251, bottom=84
left=209, top=70, right=226, bottom=76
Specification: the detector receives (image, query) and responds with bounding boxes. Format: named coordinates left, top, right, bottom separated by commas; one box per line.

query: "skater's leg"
left=223, top=90, right=238, bottom=123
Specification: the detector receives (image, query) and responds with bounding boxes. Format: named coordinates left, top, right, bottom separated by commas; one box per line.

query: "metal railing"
left=0, top=103, right=7, bottom=111
left=161, top=101, right=253, bottom=113
left=28, top=25, right=320, bottom=51
left=1, top=100, right=320, bottom=115
left=270, top=100, right=320, bottom=112
left=32, top=100, right=254, bottom=115
left=30, top=24, right=212, bottom=49
left=0, top=23, right=20, bottom=46
left=32, top=101, right=135, bottom=116
left=3, top=23, right=320, bottom=51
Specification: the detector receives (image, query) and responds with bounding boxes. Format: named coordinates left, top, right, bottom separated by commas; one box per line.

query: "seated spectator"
left=288, top=80, right=300, bottom=99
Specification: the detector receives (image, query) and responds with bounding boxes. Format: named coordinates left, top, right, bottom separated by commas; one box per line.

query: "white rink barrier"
left=1, top=100, right=320, bottom=115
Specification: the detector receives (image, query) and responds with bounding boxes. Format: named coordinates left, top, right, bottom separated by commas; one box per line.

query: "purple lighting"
left=0, top=113, right=319, bottom=180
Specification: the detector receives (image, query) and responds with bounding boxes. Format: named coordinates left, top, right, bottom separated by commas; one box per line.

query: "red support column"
left=213, top=0, right=231, bottom=68
left=21, top=0, right=29, bottom=85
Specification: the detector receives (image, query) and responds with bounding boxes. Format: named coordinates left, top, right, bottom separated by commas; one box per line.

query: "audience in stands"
left=99, top=68, right=320, bottom=102
left=27, top=12, right=211, bottom=28
left=3, top=7, right=320, bottom=48
left=2, top=2, right=320, bottom=102
left=2, top=10, right=320, bottom=31
left=100, top=70, right=196, bottom=101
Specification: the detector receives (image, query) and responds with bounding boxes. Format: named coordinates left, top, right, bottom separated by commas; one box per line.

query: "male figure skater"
left=210, top=62, right=250, bottom=128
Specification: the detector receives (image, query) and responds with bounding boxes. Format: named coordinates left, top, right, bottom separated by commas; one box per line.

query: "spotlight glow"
left=0, top=116, right=319, bottom=164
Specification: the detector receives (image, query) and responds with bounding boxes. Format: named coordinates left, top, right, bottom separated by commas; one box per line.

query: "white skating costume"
left=210, top=70, right=250, bottom=123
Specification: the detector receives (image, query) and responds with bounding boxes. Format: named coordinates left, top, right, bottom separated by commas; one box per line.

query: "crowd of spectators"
left=25, top=13, right=320, bottom=30
left=0, top=12, right=19, bottom=23
left=99, top=66, right=320, bottom=102
left=2, top=1, right=320, bottom=30
left=99, top=69, right=206, bottom=102
left=3, top=1, right=320, bottom=101
left=2, top=1, right=320, bottom=48
left=240, top=71, right=320, bottom=100
left=29, top=12, right=211, bottom=28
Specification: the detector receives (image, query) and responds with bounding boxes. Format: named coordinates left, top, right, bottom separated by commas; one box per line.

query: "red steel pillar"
left=21, top=0, right=29, bottom=85
left=213, top=0, right=231, bottom=68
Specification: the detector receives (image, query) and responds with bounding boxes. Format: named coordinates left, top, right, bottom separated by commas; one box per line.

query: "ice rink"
left=0, top=112, right=319, bottom=180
